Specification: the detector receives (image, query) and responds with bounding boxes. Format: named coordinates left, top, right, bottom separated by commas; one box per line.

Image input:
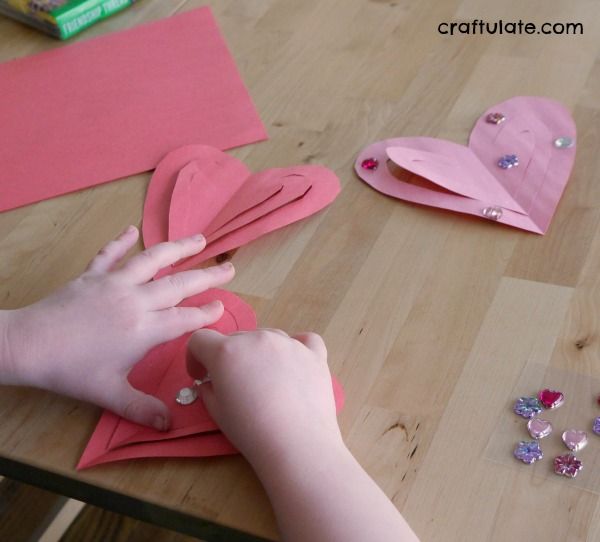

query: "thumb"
left=110, top=378, right=172, bottom=431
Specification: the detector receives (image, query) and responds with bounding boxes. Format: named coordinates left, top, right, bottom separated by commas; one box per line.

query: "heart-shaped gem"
left=527, top=418, right=553, bottom=439
left=538, top=389, right=564, bottom=409
left=562, top=430, right=588, bottom=452
left=355, top=96, right=576, bottom=234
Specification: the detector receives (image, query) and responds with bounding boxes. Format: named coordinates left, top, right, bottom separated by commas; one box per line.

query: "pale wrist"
left=249, top=429, right=350, bottom=486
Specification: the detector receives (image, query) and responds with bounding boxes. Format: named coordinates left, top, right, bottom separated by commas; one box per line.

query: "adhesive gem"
left=554, top=454, right=583, bottom=478
left=538, top=389, right=564, bottom=409
left=498, top=154, right=519, bottom=169
left=361, top=157, right=379, bottom=171
left=527, top=418, right=553, bottom=439
left=514, top=396, right=543, bottom=419
left=514, top=440, right=543, bottom=464
left=486, top=112, right=506, bottom=125
left=554, top=136, right=574, bottom=149
left=593, top=417, right=600, bottom=436
left=482, top=206, right=503, bottom=221
left=562, top=430, right=588, bottom=452
left=175, top=386, right=198, bottom=405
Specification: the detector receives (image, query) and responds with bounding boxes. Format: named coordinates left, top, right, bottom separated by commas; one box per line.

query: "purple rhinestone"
left=593, top=417, right=600, bottom=436
left=498, top=154, right=519, bottom=169
left=514, top=440, right=543, bottom=464
left=514, top=396, right=543, bottom=419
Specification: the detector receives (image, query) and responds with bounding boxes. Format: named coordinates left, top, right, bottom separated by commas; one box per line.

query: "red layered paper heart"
left=78, top=289, right=345, bottom=469
left=143, top=145, right=340, bottom=276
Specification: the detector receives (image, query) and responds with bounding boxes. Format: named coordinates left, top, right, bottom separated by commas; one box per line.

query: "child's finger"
left=141, top=263, right=234, bottom=310
left=150, top=301, right=224, bottom=343
left=115, top=235, right=206, bottom=284
left=86, top=225, right=139, bottom=274
left=293, top=332, right=327, bottom=358
left=109, top=378, right=172, bottom=430
left=187, top=328, right=228, bottom=375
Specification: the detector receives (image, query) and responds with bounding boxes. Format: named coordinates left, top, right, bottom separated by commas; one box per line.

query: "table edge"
left=0, top=455, right=273, bottom=542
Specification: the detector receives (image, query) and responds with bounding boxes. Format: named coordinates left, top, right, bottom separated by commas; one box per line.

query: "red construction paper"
left=0, top=7, right=267, bottom=212
left=78, top=289, right=345, bottom=469
left=142, top=145, right=340, bottom=276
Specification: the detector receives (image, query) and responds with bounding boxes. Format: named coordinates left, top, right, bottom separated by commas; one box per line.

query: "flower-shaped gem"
left=554, top=454, right=583, bottom=478
left=361, top=157, right=379, bottom=171
left=514, top=440, right=543, bottom=464
left=486, top=112, right=506, bottom=125
left=593, top=417, right=600, bottom=436
left=514, top=396, right=543, bottom=419
left=498, top=154, right=519, bottom=169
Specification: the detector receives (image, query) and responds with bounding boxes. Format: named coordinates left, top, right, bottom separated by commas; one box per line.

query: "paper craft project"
left=142, top=145, right=341, bottom=275
left=0, top=7, right=267, bottom=212
left=355, top=96, right=576, bottom=234
left=78, top=288, right=345, bottom=469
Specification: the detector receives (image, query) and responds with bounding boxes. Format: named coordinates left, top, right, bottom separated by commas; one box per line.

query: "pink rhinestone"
left=361, top=157, right=379, bottom=171
left=554, top=453, right=583, bottom=478
left=486, top=112, right=506, bottom=125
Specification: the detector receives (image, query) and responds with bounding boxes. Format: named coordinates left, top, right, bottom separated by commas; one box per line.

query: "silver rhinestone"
left=482, top=206, right=503, bottom=221
left=554, top=136, right=574, bottom=149
left=176, top=386, right=198, bottom=405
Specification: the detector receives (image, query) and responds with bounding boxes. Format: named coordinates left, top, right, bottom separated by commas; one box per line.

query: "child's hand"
left=186, top=328, right=342, bottom=468
left=1, top=226, right=234, bottom=431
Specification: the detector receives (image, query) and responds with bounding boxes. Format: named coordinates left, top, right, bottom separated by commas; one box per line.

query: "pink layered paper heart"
left=355, top=96, right=576, bottom=234
left=143, top=145, right=340, bottom=276
left=78, top=289, right=345, bottom=469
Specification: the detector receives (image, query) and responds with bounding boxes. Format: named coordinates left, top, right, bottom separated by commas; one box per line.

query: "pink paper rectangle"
left=0, top=6, right=267, bottom=212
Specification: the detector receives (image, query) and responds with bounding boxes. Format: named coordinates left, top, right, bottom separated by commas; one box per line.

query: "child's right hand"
left=186, top=329, right=343, bottom=469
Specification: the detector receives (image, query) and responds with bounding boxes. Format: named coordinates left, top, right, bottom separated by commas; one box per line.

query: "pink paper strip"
left=0, top=7, right=267, bottom=212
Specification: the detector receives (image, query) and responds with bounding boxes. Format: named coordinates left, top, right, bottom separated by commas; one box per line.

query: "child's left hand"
left=0, top=226, right=234, bottom=431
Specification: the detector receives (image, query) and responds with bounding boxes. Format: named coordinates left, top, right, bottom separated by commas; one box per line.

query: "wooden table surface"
left=1, top=0, right=600, bottom=540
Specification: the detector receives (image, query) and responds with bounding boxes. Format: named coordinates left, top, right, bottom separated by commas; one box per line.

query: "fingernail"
left=219, top=261, right=234, bottom=271
left=122, top=224, right=136, bottom=235
left=153, top=416, right=167, bottom=431
left=207, top=300, right=223, bottom=311
left=192, top=234, right=205, bottom=243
